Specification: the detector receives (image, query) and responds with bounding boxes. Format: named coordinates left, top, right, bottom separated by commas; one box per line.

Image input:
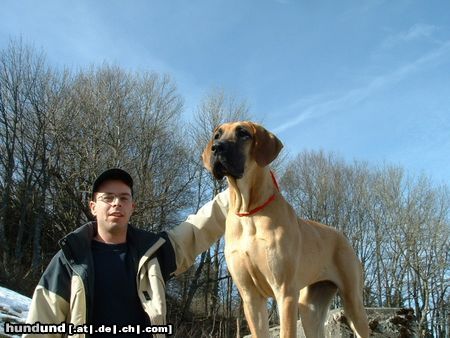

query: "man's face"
left=89, top=180, right=135, bottom=235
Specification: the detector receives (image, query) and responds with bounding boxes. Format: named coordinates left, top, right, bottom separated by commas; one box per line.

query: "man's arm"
left=24, top=252, right=71, bottom=337
left=166, top=189, right=229, bottom=275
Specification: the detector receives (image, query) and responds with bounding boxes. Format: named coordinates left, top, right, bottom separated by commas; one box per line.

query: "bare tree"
left=279, top=150, right=450, bottom=337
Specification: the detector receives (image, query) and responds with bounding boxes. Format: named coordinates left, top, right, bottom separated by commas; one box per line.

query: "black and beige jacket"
left=25, top=191, right=228, bottom=338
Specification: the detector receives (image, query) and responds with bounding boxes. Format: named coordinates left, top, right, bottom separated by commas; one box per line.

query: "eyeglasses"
left=96, top=193, right=132, bottom=205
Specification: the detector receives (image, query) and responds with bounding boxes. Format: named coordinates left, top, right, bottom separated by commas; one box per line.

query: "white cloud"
left=273, top=39, right=450, bottom=134
left=404, top=24, right=437, bottom=40
left=382, top=23, right=439, bottom=49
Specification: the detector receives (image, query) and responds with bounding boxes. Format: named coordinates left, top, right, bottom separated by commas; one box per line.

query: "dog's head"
left=202, top=121, right=283, bottom=180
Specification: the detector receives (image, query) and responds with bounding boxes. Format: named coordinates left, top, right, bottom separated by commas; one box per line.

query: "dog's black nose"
left=212, top=140, right=227, bottom=154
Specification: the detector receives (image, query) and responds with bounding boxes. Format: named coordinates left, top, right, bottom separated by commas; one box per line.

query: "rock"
left=243, top=307, right=418, bottom=337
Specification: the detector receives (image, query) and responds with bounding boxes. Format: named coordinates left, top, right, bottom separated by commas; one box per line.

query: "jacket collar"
left=59, top=222, right=162, bottom=264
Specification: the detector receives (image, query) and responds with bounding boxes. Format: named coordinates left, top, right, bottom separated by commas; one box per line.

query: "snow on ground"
left=0, top=286, right=31, bottom=337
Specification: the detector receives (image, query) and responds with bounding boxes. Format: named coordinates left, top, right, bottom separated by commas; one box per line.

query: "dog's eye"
left=213, top=128, right=223, bottom=140
left=237, top=128, right=251, bottom=139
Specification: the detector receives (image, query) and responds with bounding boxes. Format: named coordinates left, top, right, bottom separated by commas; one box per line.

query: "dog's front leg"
left=239, top=287, right=270, bottom=338
left=275, top=289, right=299, bottom=338
left=226, top=252, right=270, bottom=337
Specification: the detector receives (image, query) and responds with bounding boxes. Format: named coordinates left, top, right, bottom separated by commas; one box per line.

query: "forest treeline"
left=0, top=40, right=448, bottom=337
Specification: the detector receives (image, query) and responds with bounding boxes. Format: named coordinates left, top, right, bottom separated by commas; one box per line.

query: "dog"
left=202, top=121, right=370, bottom=338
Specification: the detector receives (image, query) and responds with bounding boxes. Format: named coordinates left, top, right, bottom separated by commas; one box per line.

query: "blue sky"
left=1, top=0, right=449, bottom=184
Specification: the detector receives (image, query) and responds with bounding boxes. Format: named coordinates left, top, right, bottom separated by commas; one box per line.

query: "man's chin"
left=101, top=219, right=129, bottom=231
left=110, top=221, right=128, bottom=228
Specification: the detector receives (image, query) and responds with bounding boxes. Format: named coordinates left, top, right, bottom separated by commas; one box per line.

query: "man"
left=25, top=168, right=228, bottom=337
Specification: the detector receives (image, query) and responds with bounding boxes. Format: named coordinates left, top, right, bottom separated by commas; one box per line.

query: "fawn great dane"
left=202, top=121, right=369, bottom=338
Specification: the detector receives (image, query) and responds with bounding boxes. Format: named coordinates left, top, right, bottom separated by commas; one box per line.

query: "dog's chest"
left=224, top=216, right=279, bottom=297
left=225, top=214, right=279, bottom=245
left=226, top=215, right=257, bottom=238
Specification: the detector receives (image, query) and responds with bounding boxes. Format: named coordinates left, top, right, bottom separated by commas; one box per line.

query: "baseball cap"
left=92, top=168, right=133, bottom=198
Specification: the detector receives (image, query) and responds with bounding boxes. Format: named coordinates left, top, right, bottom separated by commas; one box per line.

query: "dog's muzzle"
left=210, top=140, right=245, bottom=180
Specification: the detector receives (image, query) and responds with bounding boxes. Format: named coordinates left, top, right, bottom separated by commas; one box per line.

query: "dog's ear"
left=202, top=139, right=213, bottom=172
left=251, top=123, right=283, bottom=167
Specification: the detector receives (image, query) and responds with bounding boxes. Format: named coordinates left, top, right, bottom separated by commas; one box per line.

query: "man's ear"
left=89, top=200, right=97, bottom=217
left=251, top=123, right=283, bottom=167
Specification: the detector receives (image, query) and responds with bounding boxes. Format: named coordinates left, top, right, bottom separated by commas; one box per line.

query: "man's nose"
left=111, top=197, right=122, bottom=206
